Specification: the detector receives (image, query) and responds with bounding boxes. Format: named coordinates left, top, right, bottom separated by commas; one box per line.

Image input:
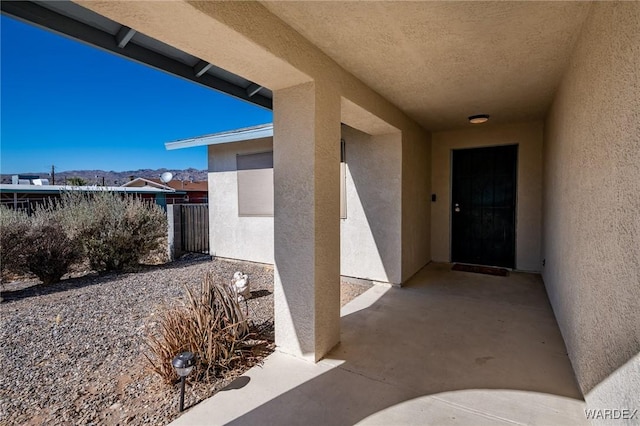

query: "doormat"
left=451, top=263, right=509, bottom=276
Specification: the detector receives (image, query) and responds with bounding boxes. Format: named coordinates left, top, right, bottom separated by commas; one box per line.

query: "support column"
left=273, top=81, right=341, bottom=362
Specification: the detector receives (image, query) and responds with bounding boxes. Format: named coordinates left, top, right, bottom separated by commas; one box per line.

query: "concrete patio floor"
left=170, top=262, right=587, bottom=425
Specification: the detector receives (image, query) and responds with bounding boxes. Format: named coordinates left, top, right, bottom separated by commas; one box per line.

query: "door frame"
left=449, top=143, right=519, bottom=268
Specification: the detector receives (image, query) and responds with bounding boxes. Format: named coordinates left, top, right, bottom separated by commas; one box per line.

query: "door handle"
left=454, top=203, right=461, bottom=213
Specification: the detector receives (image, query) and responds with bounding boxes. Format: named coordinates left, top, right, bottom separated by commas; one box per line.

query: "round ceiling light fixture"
left=468, top=114, right=490, bottom=124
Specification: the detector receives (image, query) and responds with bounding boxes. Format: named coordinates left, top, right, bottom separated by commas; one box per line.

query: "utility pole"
left=50, top=165, right=55, bottom=185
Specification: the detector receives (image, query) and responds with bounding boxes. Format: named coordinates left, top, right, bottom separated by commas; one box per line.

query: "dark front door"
left=451, top=145, right=517, bottom=268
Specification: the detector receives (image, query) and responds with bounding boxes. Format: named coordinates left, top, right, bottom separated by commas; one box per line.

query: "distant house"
left=121, top=177, right=207, bottom=204
left=0, top=179, right=176, bottom=213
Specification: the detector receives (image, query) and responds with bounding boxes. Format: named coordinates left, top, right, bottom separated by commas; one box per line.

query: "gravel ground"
left=0, top=256, right=370, bottom=425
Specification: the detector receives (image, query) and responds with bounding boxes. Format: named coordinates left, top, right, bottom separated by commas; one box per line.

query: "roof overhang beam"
left=193, top=60, right=213, bottom=78
left=246, top=83, right=263, bottom=97
left=115, top=26, right=136, bottom=48
left=0, top=1, right=273, bottom=110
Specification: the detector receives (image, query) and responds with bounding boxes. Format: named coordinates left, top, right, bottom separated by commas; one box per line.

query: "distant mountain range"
left=1, top=168, right=208, bottom=186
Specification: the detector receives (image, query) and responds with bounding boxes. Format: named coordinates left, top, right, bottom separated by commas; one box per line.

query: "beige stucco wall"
left=208, top=127, right=404, bottom=285
left=542, top=2, right=640, bottom=415
left=431, top=122, right=544, bottom=271
left=341, top=126, right=403, bottom=285
left=402, top=129, right=432, bottom=281
left=273, top=81, right=342, bottom=360
left=208, top=137, right=274, bottom=265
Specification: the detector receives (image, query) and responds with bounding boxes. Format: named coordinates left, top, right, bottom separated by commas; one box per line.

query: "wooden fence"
left=180, top=204, right=209, bottom=254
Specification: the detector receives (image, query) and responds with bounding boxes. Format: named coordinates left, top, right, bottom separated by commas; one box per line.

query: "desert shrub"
left=57, top=191, right=167, bottom=272
left=145, top=272, right=266, bottom=384
left=0, top=204, right=81, bottom=284
left=1, top=191, right=166, bottom=283
left=0, top=205, right=30, bottom=278
left=22, top=212, right=81, bottom=285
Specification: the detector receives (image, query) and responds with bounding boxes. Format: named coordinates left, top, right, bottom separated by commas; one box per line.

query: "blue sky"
left=0, top=15, right=272, bottom=174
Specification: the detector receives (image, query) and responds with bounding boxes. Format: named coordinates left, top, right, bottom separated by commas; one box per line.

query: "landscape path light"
left=172, top=351, right=195, bottom=413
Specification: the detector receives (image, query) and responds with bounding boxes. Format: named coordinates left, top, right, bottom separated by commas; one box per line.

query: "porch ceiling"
left=261, top=1, right=591, bottom=131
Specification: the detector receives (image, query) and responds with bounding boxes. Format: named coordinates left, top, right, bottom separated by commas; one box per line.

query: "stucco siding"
left=341, top=126, right=403, bottom=284
left=401, top=128, right=432, bottom=281
left=208, top=138, right=274, bottom=265
left=208, top=128, right=404, bottom=285
left=542, top=2, right=640, bottom=415
left=431, top=122, right=544, bottom=271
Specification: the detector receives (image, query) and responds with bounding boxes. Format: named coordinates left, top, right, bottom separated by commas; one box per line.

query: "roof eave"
left=165, top=123, right=273, bottom=150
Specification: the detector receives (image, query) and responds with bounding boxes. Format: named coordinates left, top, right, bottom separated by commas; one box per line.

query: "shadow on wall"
left=341, top=125, right=402, bottom=284
left=585, top=353, right=640, bottom=415
left=227, top=263, right=586, bottom=425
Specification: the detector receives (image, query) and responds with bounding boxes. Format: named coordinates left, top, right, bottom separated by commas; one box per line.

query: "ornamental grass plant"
left=144, top=272, right=267, bottom=384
